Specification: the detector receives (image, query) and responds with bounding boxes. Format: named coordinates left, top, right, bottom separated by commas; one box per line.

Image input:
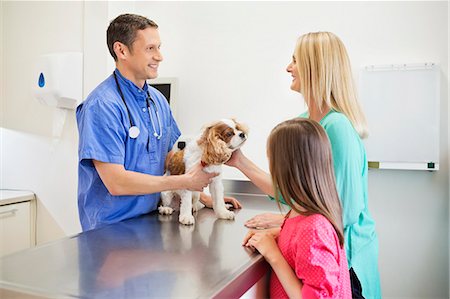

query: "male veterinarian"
left=76, top=14, right=240, bottom=231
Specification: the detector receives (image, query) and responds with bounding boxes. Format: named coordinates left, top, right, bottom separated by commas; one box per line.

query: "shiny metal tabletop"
left=0, top=193, right=281, bottom=298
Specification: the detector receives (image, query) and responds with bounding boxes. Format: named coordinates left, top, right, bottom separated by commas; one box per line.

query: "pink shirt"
left=270, top=213, right=351, bottom=299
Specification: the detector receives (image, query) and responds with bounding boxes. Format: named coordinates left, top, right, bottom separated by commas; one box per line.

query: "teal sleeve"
left=325, top=120, right=365, bottom=227
left=268, top=190, right=286, bottom=205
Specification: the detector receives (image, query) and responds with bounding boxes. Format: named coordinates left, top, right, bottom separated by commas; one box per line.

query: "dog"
left=158, top=118, right=248, bottom=225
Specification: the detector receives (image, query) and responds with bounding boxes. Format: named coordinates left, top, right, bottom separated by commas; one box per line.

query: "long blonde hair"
left=268, top=118, right=344, bottom=246
left=295, top=31, right=368, bottom=138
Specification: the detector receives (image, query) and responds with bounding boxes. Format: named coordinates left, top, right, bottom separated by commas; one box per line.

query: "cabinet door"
left=0, top=201, right=31, bottom=257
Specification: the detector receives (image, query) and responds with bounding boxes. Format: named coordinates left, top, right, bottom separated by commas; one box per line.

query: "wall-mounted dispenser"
left=33, top=52, right=83, bottom=109
left=32, top=52, right=83, bottom=138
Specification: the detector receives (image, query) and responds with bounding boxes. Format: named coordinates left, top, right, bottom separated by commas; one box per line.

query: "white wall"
left=141, top=2, right=304, bottom=178
left=448, top=1, right=450, bottom=295
left=1, top=1, right=448, bottom=298
left=1, top=1, right=84, bottom=239
left=0, top=0, right=3, bottom=126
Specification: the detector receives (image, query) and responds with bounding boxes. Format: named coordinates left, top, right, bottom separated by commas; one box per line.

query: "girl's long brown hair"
left=268, top=118, right=344, bottom=246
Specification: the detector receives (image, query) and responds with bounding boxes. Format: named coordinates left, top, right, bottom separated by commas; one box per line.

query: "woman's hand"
left=225, top=149, right=244, bottom=168
left=245, top=213, right=284, bottom=229
left=199, top=193, right=242, bottom=209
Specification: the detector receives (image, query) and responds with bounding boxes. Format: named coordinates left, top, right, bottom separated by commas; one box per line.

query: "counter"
left=0, top=192, right=282, bottom=298
left=0, top=189, right=35, bottom=206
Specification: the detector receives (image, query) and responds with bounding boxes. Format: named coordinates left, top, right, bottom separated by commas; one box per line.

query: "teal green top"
left=300, top=110, right=380, bottom=298
left=300, top=110, right=375, bottom=259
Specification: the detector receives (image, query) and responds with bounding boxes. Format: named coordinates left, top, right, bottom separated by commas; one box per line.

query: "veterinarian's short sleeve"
left=77, top=97, right=127, bottom=165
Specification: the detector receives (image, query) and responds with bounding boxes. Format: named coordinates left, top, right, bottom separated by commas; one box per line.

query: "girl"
left=243, top=118, right=351, bottom=298
left=228, top=32, right=380, bottom=298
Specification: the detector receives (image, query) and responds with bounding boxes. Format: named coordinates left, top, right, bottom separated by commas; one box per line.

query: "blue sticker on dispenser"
left=38, top=72, right=45, bottom=88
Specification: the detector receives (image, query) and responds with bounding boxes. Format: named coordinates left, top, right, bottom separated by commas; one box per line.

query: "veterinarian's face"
left=127, top=27, right=163, bottom=81
left=286, top=55, right=300, bottom=92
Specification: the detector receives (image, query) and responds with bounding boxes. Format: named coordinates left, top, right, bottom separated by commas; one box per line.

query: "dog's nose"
left=239, top=132, right=246, bottom=139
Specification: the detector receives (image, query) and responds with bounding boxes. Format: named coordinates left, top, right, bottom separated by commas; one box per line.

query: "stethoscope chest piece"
left=129, top=126, right=140, bottom=139
left=113, top=71, right=163, bottom=140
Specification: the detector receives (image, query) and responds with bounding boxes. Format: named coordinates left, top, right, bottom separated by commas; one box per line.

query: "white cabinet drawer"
left=0, top=201, right=32, bottom=257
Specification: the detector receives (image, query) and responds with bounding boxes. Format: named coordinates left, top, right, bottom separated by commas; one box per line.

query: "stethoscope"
left=113, top=71, right=163, bottom=140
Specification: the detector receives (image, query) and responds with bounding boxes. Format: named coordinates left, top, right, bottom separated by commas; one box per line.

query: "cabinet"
left=0, top=190, right=36, bottom=257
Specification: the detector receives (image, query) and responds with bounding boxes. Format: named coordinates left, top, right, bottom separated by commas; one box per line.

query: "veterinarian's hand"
left=185, top=163, right=218, bottom=191
left=245, top=213, right=284, bottom=229
left=200, top=193, right=242, bottom=209
left=224, top=196, right=242, bottom=209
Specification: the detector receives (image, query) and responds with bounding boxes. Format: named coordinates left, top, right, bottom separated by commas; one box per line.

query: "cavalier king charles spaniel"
left=159, top=118, right=248, bottom=225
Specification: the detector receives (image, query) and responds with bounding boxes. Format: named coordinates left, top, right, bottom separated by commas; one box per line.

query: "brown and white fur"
left=159, top=119, right=248, bottom=225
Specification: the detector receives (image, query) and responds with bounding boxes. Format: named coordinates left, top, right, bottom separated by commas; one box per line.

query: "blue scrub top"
left=76, top=69, right=181, bottom=231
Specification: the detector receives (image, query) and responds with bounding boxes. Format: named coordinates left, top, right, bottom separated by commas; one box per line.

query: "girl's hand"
left=242, top=229, right=257, bottom=247
left=245, top=213, right=284, bottom=229
left=242, top=227, right=281, bottom=246
left=244, top=231, right=279, bottom=260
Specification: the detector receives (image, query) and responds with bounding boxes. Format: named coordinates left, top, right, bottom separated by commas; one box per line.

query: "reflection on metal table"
left=0, top=187, right=282, bottom=298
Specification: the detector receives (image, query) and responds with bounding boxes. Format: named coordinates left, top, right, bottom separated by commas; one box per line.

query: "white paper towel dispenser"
left=33, top=52, right=83, bottom=109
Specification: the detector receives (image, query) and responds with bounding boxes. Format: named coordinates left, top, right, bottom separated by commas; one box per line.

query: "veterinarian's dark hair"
left=107, top=13, right=158, bottom=61
left=267, top=118, right=344, bottom=247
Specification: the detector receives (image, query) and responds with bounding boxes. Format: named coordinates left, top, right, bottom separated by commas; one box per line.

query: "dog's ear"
left=232, top=118, right=249, bottom=135
left=166, top=150, right=186, bottom=175
left=198, top=126, right=232, bottom=165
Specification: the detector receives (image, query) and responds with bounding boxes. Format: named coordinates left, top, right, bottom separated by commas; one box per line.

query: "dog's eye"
left=226, top=132, right=234, bottom=137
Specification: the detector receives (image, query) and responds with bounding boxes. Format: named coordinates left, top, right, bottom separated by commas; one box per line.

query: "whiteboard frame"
left=368, top=161, right=439, bottom=171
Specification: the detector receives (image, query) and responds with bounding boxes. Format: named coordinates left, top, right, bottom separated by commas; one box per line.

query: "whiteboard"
left=359, top=63, right=440, bottom=170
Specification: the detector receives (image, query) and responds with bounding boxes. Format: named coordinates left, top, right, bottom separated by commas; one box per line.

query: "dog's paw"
left=193, top=201, right=205, bottom=212
left=216, top=209, right=235, bottom=220
left=179, top=214, right=195, bottom=225
left=158, top=214, right=174, bottom=222
left=158, top=206, right=174, bottom=215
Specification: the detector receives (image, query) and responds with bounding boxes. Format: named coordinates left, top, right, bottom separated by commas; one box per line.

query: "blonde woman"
left=244, top=118, right=351, bottom=298
left=227, top=32, right=380, bottom=298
